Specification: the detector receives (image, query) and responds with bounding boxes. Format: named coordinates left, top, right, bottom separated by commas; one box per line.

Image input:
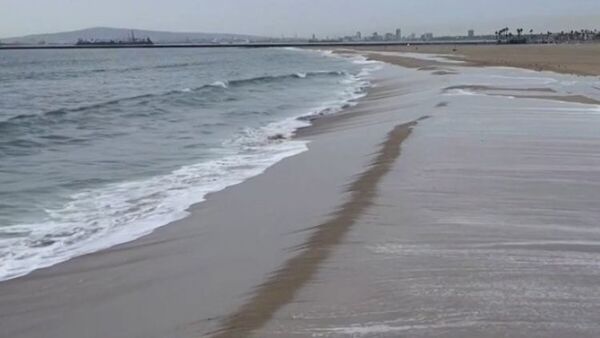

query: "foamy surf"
left=0, top=47, right=376, bottom=282
left=0, top=139, right=309, bottom=281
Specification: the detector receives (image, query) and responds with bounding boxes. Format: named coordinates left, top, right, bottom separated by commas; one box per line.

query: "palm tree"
left=528, top=29, right=534, bottom=43
left=498, top=27, right=509, bottom=42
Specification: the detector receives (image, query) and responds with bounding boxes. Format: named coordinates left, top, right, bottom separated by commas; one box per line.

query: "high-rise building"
left=356, top=31, right=362, bottom=40
left=468, top=29, right=475, bottom=38
left=421, top=33, right=434, bottom=41
left=395, top=28, right=402, bottom=40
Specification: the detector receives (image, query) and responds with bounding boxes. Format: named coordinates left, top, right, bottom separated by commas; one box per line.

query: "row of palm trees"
left=495, top=27, right=530, bottom=44
left=547, top=29, right=600, bottom=43
left=496, top=28, right=600, bottom=44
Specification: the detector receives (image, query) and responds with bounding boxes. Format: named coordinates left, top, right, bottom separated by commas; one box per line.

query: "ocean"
left=0, top=47, right=379, bottom=281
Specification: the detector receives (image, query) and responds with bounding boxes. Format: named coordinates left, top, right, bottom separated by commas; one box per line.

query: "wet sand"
left=2, top=50, right=600, bottom=338
left=444, top=85, right=557, bottom=93
left=251, top=53, right=600, bottom=338
left=0, top=66, right=429, bottom=338
left=442, top=85, right=600, bottom=105
left=211, top=118, right=426, bottom=338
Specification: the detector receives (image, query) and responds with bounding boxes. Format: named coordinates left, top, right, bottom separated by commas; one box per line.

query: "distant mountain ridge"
left=0, top=27, right=269, bottom=45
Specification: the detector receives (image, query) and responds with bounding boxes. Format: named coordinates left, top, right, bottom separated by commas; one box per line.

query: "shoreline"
left=252, top=49, right=600, bottom=338
left=331, top=45, right=600, bottom=107
left=2, top=45, right=600, bottom=338
left=0, top=65, right=411, bottom=338
left=0, top=41, right=497, bottom=50
left=211, top=117, right=426, bottom=337
left=334, top=44, right=600, bottom=76
left=0, top=48, right=372, bottom=283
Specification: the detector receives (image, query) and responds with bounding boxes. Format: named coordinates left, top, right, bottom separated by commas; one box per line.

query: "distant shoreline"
left=4, top=40, right=600, bottom=51
left=0, top=40, right=498, bottom=50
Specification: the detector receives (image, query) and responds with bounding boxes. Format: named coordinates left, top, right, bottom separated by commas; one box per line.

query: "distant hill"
left=0, top=27, right=269, bottom=45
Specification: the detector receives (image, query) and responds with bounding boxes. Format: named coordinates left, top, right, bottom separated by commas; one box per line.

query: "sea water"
left=0, top=47, right=379, bottom=281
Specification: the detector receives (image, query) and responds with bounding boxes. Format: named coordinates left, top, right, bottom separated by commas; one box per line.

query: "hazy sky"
left=2, top=0, right=600, bottom=38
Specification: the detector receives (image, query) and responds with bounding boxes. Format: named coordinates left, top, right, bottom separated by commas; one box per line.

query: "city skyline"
left=2, top=0, right=600, bottom=39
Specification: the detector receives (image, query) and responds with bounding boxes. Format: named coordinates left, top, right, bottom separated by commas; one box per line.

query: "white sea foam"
left=0, top=140, right=309, bottom=281
left=282, top=46, right=303, bottom=52
left=443, top=89, right=479, bottom=96
left=210, top=80, right=229, bottom=88
left=0, top=49, right=376, bottom=282
left=310, top=320, right=476, bottom=336
left=317, top=49, right=335, bottom=57
left=313, top=324, right=412, bottom=335
left=489, top=74, right=558, bottom=85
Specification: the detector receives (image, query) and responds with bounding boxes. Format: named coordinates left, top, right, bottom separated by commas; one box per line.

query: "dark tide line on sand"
left=208, top=116, right=428, bottom=338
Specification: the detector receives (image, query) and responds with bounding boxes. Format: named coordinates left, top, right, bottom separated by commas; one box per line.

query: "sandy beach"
left=2, top=45, right=600, bottom=338
left=340, top=43, right=600, bottom=76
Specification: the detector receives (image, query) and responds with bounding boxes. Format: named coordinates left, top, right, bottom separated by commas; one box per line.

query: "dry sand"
left=341, top=43, right=600, bottom=76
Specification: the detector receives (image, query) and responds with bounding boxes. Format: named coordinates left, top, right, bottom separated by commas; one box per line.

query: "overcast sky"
left=2, top=0, right=600, bottom=38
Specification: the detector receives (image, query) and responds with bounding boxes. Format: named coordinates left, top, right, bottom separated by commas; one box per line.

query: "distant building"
left=421, top=32, right=434, bottom=41
left=408, top=33, right=416, bottom=40
left=356, top=31, right=362, bottom=40
left=385, top=32, right=395, bottom=40
left=468, top=29, right=475, bottom=38
left=396, top=28, right=402, bottom=40
left=371, top=32, right=382, bottom=41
